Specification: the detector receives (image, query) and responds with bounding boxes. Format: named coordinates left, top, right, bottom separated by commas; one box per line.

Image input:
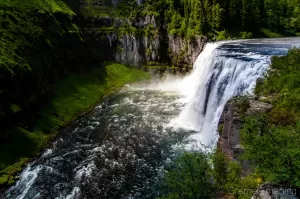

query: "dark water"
left=3, top=37, right=300, bottom=199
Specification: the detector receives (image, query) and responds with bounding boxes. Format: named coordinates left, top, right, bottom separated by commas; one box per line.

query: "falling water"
left=174, top=38, right=300, bottom=148
left=2, top=38, right=300, bottom=199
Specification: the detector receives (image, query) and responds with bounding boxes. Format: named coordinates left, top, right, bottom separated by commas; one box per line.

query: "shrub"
left=216, top=30, right=228, bottom=41
left=160, top=152, right=215, bottom=199
left=240, top=32, right=253, bottom=39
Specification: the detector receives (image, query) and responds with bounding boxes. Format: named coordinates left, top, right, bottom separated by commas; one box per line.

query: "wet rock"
left=218, top=99, right=244, bottom=161
left=217, top=96, right=272, bottom=176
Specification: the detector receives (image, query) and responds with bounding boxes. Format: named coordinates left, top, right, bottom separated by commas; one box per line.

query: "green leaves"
left=160, top=151, right=258, bottom=199
left=241, top=49, right=300, bottom=187
left=160, top=152, right=214, bottom=199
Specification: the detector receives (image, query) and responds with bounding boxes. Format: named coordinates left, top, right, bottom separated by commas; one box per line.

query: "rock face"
left=218, top=99, right=244, bottom=161
left=75, top=0, right=208, bottom=68
left=114, top=34, right=207, bottom=67
left=107, top=32, right=207, bottom=68
left=113, top=33, right=158, bottom=67
left=82, top=15, right=207, bottom=68
left=218, top=97, right=273, bottom=175
left=168, top=35, right=207, bottom=64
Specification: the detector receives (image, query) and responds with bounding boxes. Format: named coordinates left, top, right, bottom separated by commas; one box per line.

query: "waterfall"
left=174, top=39, right=298, bottom=148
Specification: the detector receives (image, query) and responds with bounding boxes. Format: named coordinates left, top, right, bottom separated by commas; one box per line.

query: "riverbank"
left=0, top=62, right=150, bottom=189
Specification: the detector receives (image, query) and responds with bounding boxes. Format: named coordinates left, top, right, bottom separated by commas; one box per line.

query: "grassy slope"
left=0, top=62, right=150, bottom=186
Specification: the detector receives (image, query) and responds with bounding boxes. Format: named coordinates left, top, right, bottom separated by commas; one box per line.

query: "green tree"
left=160, top=152, right=214, bottom=199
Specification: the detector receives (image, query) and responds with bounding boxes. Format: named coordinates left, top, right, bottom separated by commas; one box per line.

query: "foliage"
left=260, top=28, right=283, bottom=38
left=240, top=31, right=253, bottom=39
left=241, top=49, right=300, bottom=187
left=216, top=30, right=230, bottom=41
left=0, top=0, right=81, bottom=133
left=160, top=152, right=215, bottom=199
left=122, top=0, right=300, bottom=40
left=145, top=24, right=159, bottom=39
left=235, top=95, right=250, bottom=115
left=212, top=151, right=258, bottom=199
left=76, top=0, right=300, bottom=41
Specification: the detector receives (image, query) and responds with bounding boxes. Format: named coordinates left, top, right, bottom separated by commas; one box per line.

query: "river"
left=3, top=38, right=300, bottom=199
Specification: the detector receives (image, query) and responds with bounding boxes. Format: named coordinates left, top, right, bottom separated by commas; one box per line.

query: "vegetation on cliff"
left=1, top=0, right=83, bottom=136
left=241, top=49, right=300, bottom=187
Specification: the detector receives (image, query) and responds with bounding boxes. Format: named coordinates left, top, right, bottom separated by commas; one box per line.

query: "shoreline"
left=0, top=63, right=151, bottom=193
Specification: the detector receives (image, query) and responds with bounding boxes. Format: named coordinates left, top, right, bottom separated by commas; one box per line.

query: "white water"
left=176, top=41, right=266, bottom=147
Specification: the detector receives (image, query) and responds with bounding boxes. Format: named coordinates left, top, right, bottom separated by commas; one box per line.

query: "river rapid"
left=3, top=38, right=300, bottom=199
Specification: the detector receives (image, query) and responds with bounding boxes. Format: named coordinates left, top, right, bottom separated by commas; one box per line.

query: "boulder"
left=246, top=99, right=273, bottom=116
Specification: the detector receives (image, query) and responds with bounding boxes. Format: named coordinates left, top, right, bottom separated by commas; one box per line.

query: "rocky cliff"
left=114, top=34, right=207, bottom=68
left=218, top=96, right=273, bottom=175
left=83, top=16, right=207, bottom=69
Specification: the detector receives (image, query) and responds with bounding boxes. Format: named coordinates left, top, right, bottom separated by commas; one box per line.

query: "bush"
left=216, top=30, right=228, bottom=41
left=235, top=95, right=250, bottom=115
left=240, top=32, right=253, bottom=39
left=241, top=114, right=300, bottom=186
left=160, top=152, right=215, bottom=199
left=160, top=151, right=259, bottom=199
